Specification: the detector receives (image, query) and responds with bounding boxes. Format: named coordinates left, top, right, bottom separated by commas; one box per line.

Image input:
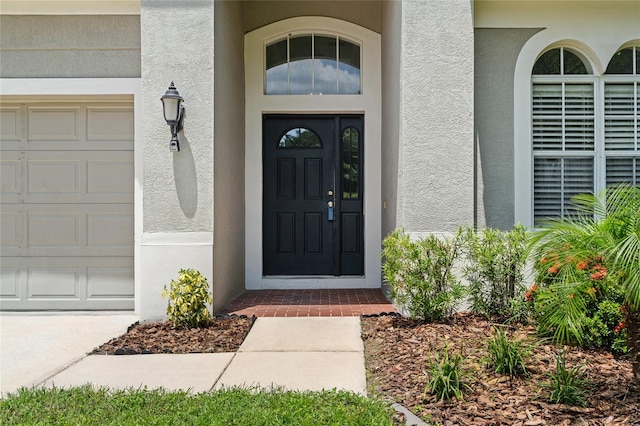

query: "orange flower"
left=530, top=283, right=539, bottom=292
left=590, top=265, right=607, bottom=280
left=576, top=260, right=589, bottom=271
left=525, top=291, right=533, bottom=302
left=614, top=321, right=626, bottom=333
left=547, top=262, right=561, bottom=274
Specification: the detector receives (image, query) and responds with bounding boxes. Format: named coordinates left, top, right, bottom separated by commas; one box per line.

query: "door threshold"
left=249, top=276, right=374, bottom=290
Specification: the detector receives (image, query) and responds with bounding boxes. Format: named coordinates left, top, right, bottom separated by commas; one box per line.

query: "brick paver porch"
left=221, top=289, right=397, bottom=317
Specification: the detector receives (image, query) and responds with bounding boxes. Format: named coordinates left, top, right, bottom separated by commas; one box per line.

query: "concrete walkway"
left=1, top=316, right=367, bottom=397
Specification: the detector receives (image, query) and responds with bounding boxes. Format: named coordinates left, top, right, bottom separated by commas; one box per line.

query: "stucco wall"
left=380, top=0, right=401, bottom=237
left=213, top=0, right=245, bottom=313
left=398, top=0, right=475, bottom=233
left=474, top=28, right=541, bottom=230
left=139, top=0, right=214, bottom=320
left=242, top=0, right=381, bottom=33
left=0, top=15, right=140, bottom=78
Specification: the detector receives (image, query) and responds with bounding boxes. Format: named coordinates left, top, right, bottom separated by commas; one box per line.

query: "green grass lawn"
left=1, top=386, right=396, bottom=425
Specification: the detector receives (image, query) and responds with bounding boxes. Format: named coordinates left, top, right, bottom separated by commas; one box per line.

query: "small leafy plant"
left=545, top=350, right=589, bottom=407
left=382, top=228, right=466, bottom=321
left=485, top=328, right=529, bottom=379
left=426, top=345, right=469, bottom=401
left=162, top=268, right=212, bottom=328
left=463, top=225, right=530, bottom=322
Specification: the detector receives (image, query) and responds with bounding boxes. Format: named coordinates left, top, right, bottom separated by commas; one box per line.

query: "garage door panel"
left=0, top=210, right=24, bottom=253
left=1, top=204, right=133, bottom=257
left=26, top=151, right=132, bottom=203
left=87, top=107, right=134, bottom=141
left=0, top=257, right=134, bottom=310
left=0, top=106, right=24, bottom=150
left=1, top=151, right=25, bottom=203
left=87, top=212, right=134, bottom=249
left=87, top=265, right=135, bottom=299
left=87, top=156, right=134, bottom=197
left=28, top=211, right=81, bottom=249
left=0, top=266, right=21, bottom=299
left=28, top=106, right=81, bottom=141
left=28, top=266, right=80, bottom=299
left=28, top=158, right=80, bottom=196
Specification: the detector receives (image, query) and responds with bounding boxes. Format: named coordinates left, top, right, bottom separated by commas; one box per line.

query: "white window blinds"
left=531, top=46, right=639, bottom=226
left=605, top=82, right=639, bottom=186
left=532, top=82, right=595, bottom=224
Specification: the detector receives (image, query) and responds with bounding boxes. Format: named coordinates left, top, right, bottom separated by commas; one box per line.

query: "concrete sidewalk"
left=1, top=316, right=367, bottom=396
left=0, top=314, right=138, bottom=396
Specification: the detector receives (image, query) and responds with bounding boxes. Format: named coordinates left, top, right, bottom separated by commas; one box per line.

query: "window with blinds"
left=531, top=45, right=639, bottom=225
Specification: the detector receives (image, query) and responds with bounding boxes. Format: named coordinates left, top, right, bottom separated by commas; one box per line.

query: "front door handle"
left=327, top=200, right=335, bottom=221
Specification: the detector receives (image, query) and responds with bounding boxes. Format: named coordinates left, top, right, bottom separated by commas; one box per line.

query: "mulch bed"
left=91, top=316, right=255, bottom=355
left=362, top=314, right=639, bottom=426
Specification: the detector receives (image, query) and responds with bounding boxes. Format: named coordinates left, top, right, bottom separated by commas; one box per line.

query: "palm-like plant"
left=530, top=184, right=640, bottom=385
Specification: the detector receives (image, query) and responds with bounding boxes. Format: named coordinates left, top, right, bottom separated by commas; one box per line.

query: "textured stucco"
left=213, top=0, right=245, bottom=313
left=139, top=0, right=214, bottom=320
left=0, top=15, right=140, bottom=78
left=242, top=0, right=381, bottom=33
left=380, top=0, right=401, bottom=237
left=474, top=28, right=541, bottom=230
left=140, top=1, right=213, bottom=233
left=398, top=0, right=475, bottom=233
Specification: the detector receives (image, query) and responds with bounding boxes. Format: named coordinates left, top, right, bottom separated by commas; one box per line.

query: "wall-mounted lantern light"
left=160, top=81, right=185, bottom=152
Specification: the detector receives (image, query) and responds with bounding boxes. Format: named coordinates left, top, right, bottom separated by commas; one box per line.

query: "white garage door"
left=0, top=100, right=134, bottom=310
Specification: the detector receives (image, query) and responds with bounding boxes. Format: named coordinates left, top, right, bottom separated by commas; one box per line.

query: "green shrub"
left=463, top=225, right=530, bottom=322
left=427, top=345, right=469, bottom=401
left=545, top=350, right=589, bottom=407
left=382, top=229, right=466, bottom=321
left=162, top=268, right=212, bottom=328
left=530, top=249, right=627, bottom=353
left=485, top=328, right=529, bottom=379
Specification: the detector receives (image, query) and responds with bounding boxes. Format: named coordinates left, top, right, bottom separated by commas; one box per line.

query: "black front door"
left=263, top=115, right=364, bottom=276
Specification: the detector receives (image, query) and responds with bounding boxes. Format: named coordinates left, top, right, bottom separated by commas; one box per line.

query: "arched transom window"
left=265, top=34, right=361, bottom=95
left=531, top=46, right=639, bottom=225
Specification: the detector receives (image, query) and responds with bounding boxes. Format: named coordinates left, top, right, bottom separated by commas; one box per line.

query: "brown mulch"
left=362, top=314, right=640, bottom=426
left=91, top=316, right=255, bottom=355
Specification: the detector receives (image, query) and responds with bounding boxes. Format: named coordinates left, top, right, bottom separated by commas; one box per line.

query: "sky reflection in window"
left=266, top=34, right=361, bottom=95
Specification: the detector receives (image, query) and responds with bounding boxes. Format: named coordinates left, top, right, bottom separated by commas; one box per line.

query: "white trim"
left=0, top=1, right=140, bottom=15
left=244, top=17, right=381, bottom=290
left=0, top=78, right=143, bottom=313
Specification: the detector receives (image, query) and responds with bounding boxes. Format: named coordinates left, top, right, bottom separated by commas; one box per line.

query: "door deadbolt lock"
left=327, top=190, right=334, bottom=196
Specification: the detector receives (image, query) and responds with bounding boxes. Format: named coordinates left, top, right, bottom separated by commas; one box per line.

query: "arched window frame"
left=515, top=40, right=640, bottom=227
left=530, top=46, right=598, bottom=225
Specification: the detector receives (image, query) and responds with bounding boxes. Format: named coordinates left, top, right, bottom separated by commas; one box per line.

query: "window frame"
left=527, top=45, right=640, bottom=226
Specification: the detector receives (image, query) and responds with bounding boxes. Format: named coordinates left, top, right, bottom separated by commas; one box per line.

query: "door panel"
left=263, top=115, right=364, bottom=276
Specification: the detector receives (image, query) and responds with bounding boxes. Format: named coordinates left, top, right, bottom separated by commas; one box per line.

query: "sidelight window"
left=341, top=127, right=360, bottom=199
